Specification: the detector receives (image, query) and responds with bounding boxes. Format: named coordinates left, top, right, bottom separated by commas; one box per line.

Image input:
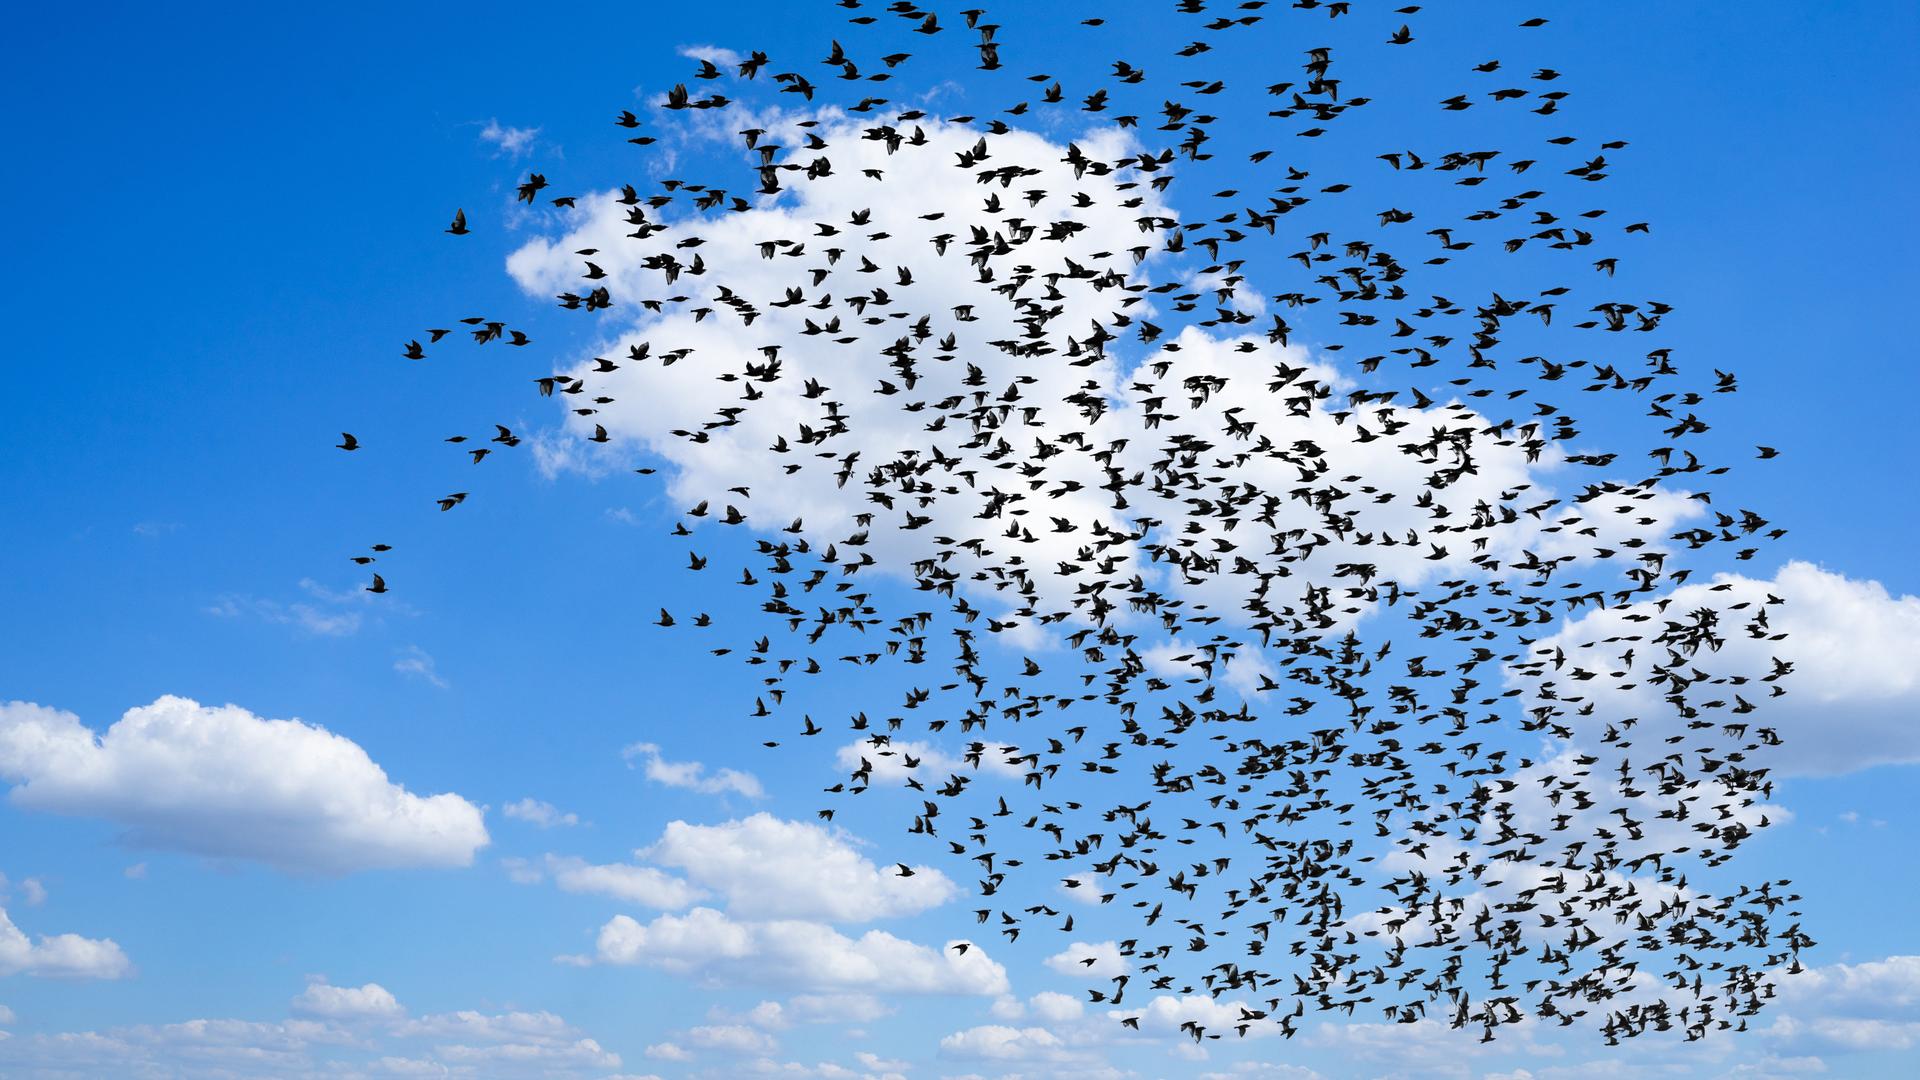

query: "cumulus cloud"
left=1522, top=561, right=1920, bottom=775
left=595, top=906, right=1007, bottom=995
left=682, top=1022, right=779, bottom=1055
left=1057, top=872, right=1108, bottom=906
left=1196, top=1065, right=1327, bottom=1080
left=0, top=696, right=489, bottom=874
left=0, top=874, right=44, bottom=908
left=0, top=974, right=626, bottom=1077
left=834, top=739, right=1025, bottom=785
left=0, top=906, right=130, bottom=980
left=784, top=993, right=895, bottom=1025
left=1044, top=940, right=1129, bottom=978
left=645, top=1041, right=693, bottom=1061
left=290, top=979, right=405, bottom=1021
left=644, top=813, right=955, bottom=921
left=1028, top=991, right=1086, bottom=1024
left=1306, top=1015, right=1562, bottom=1064
left=624, top=742, right=767, bottom=799
left=938, top=1024, right=1072, bottom=1062
left=505, top=853, right=706, bottom=909
left=398, top=1008, right=623, bottom=1071
left=1762, top=954, right=1920, bottom=1053
left=502, top=798, right=580, bottom=828
left=503, top=112, right=1696, bottom=657
left=0, top=1017, right=355, bottom=1076
left=677, top=45, right=743, bottom=69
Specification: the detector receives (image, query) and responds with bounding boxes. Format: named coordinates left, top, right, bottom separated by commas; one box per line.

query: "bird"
left=336, top=433, right=359, bottom=451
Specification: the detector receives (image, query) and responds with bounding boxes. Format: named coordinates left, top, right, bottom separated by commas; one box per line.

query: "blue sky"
left=3, top=1, right=1919, bottom=1078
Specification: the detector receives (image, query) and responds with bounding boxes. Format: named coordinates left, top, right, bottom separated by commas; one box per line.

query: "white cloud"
left=1057, top=873, right=1107, bottom=907
left=396, top=1007, right=624, bottom=1074
left=644, top=813, right=955, bottom=921
left=595, top=906, right=1007, bottom=995
left=291, top=979, right=405, bottom=1021
left=0, top=906, right=130, bottom=980
left=435, top=1036, right=620, bottom=1069
left=0, top=985, right=629, bottom=1078
left=683, top=1022, right=779, bottom=1055
left=855, top=1050, right=911, bottom=1074
left=1765, top=1013, right=1919, bottom=1052
left=1124, top=994, right=1284, bottom=1042
left=708, top=999, right=791, bottom=1030
left=1306, top=1015, right=1558, bottom=1063
left=0, top=875, right=44, bottom=909
left=1760, top=955, right=1920, bottom=1053
left=1043, top=940, right=1128, bottom=978
left=502, top=113, right=1690, bottom=657
left=1028, top=991, right=1085, bottom=1023
left=784, top=993, right=894, bottom=1025
left=938, top=1024, right=1071, bottom=1062
left=1776, top=954, right=1920, bottom=1012
left=479, top=119, right=540, bottom=158
left=1523, top=561, right=1920, bottom=775
left=502, top=798, right=580, bottom=828
left=0, top=696, right=489, bottom=874
left=624, top=742, right=767, bottom=799
left=1196, top=1065, right=1326, bottom=1080
left=678, top=45, right=743, bottom=69
left=394, top=646, right=448, bottom=689
left=206, top=593, right=362, bottom=637
left=507, top=853, right=706, bottom=909
left=0, top=1017, right=354, bottom=1075
left=834, top=740, right=1024, bottom=785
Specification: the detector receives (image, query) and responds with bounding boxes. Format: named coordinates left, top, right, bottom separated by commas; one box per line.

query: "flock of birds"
left=340, top=0, right=1808, bottom=1052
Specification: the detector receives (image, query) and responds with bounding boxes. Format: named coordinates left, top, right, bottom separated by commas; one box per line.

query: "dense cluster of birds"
left=342, top=0, right=1808, bottom=1051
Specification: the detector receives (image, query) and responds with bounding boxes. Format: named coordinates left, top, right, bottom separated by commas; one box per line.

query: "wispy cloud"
left=501, top=798, right=579, bottom=829
left=621, top=742, right=765, bottom=799
left=479, top=119, right=540, bottom=158
left=393, top=646, right=448, bottom=688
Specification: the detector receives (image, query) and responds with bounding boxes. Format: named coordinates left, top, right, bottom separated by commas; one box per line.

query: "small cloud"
left=291, top=977, right=405, bottom=1020
left=480, top=119, right=540, bottom=158
left=205, top=578, right=391, bottom=638
left=502, top=798, right=580, bottom=829
left=644, top=1042, right=693, bottom=1062
left=0, top=906, right=132, bottom=980
left=131, top=521, right=180, bottom=537
left=393, top=646, right=448, bottom=689
left=621, top=743, right=765, bottom=800
left=123, top=863, right=148, bottom=880
left=677, top=45, right=743, bottom=70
